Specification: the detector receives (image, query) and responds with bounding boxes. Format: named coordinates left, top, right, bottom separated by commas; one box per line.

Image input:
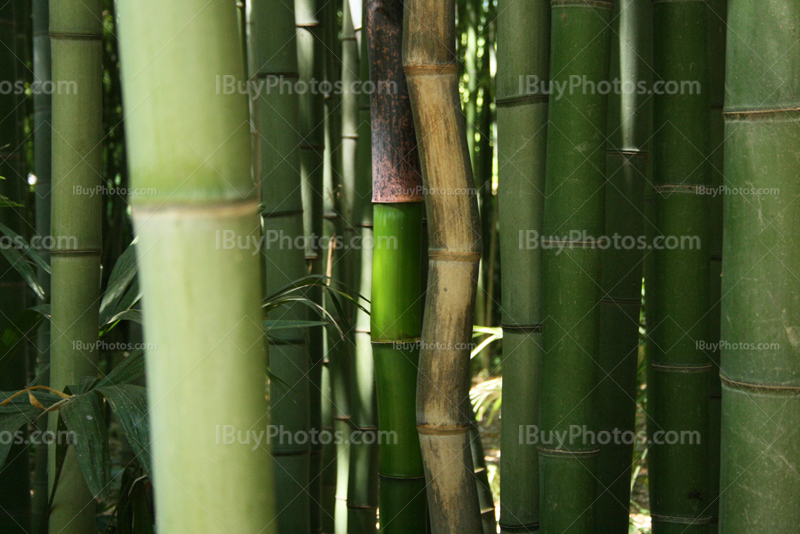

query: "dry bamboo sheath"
left=403, top=0, right=484, bottom=532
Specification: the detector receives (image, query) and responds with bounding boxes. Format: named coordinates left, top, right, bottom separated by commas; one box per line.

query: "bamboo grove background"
left=0, top=0, right=798, bottom=533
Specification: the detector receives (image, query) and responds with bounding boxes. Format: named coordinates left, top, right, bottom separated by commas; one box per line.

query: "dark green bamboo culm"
left=647, top=1, right=710, bottom=532
left=116, top=0, right=275, bottom=531
left=496, top=0, right=548, bottom=530
left=719, top=1, right=800, bottom=532
left=251, top=0, right=311, bottom=531
left=346, top=1, right=380, bottom=531
left=0, top=4, right=30, bottom=531
left=366, top=0, right=427, bottom=532
left=31, top=0, right=52, bottom=530
left=594, top=0, right=652, bottom=531
left=539, top=2, right=613, bottom=533
left=47, top=2, right=103, bottom=533
left=706, top=1, right=726, bottom=531
left=403, top=0, right=484, bottom=529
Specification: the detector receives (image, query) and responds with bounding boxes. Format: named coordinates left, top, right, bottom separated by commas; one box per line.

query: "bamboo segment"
left=0, top=4, right=30, bottom=531
left=539, top=2, right=613, bottom=533
left=403, top=0, right=484, bottom=531
left=648, top=1, right=711, bottom=533
left=116, top=1, right=275, bottom=532
left=367, top=2, right=428, bottom=531
left=31, top=0, right=52, bottom=530
left=496, top=0, right=549, bottom=530
left=251, top=0, right=311, bottom=531
left=47, top=2, right=103, bottom=533
left=719, top=1, right=800, bottom=532
left=594, top=1, right=652, bottom=531
left=706, top=0, right=725, bottom=531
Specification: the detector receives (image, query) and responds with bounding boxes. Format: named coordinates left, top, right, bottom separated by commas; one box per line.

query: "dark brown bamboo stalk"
left=403, top=1, right=483, bottom=532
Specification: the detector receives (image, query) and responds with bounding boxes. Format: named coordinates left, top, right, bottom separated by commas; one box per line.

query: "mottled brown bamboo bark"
left=403, top=0, right=483, bottom=532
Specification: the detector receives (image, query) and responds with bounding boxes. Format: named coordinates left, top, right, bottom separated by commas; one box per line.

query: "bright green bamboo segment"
left=594, top=1, right=652, bottom=531
left=0, top=5, right=30, bottom=531
left=371, top=203, right=426, bottom=534
left=32, top=0, right=52, bottom=529
left=539, top=3, right=613, bottom=533
left=251, top=0, right=311, bottom=529
left=719, top=2, right=800, bottom=531
left=47, top=1, right=103, bottom=532
left=706, top=0, right=725, bottom=531
left=116, top=1, right=275, bottom=533
left=321, top=364, right=337, bottom=534
left=648, top=1, right=710, bottom=532
left=496, top=0, right=548, bottom=529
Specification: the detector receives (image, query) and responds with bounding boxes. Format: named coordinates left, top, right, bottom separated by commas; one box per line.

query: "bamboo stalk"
left=31, top=0, right=52, bottom=530
left=251, top=0, right=311, bottom=530
left=594, top=1, right=652, bottom=531
left=719, top=1, right=800, bottom=532
left=496, top=0, right=549, bottom=530
left=706, top=1, right=725, bottom=531
left=116, top=0, right=275, bottom=532
left=0, top=4, right=31, bottom=531
left=538, top=2, right=614, bottom=533
left=47, top=1, right=103, bottom=532
left=647, top=1, right=710, bottom=532
left=366, top=0, right=428, bottom=531
left=403, top=0, right=484, bottom=531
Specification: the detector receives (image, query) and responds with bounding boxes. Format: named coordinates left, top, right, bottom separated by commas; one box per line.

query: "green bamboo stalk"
left=538, top=2, right=613, bottom=533
left=496, top=0, right=548, bottom=530
left=31, top=0, right=52, bottom=529
left=366, top=1, right=427, bottom=532
left=594, top=1, right=652, bottom=531
left=647, top=1, right=710, bottom=532
left=0, top=4, right=31, bottom=531
left=403, top=0, right=484, bottom=530
left=466, top=403, right=496, bottom=534
left=706, top=1, right=725, bottom=531
left=251, top=0, right=311, bottom=531
left=718, top=1, right=800, bottom=532
left=345, top=5, right=379, bottom=531
left=47, top=2, right=103, bottom=532
left=116, top=0, right=275, bottom=532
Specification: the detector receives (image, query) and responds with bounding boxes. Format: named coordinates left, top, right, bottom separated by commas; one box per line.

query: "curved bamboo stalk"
left=403, top=0, right=483, bottom=531
left=0, top=4, right=31, bottom=531
left=594, top=1, right=651, bottom=531
left=719, top=1, right=800, bottom=532
left=366, top=0, right=428, bottom=531
left=31, top=0, right=52, bottom=529
left=116, top=0, right=275, bottom=532
left=538, top=2, right=614, bottom=533
left=47, top=2, right=103, bottom=532
left=647, top=1, right=710, bottom=532
left=251, top=0, right=311, bottom=530
left=496, top=0, right=549, bottom=530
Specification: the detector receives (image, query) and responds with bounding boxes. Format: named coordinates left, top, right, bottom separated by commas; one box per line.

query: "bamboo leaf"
left=97, top=385, right=150, bottom=475
left=0, top=238, right=46, bottom=299
left=0, top=222, right=51, bottom=274
left=99, top=241, right=138, bottom=326
left=94, top=348, right=145, bottom=389
left=59, top=391, right=110, bottom=500
left=264, top=319, right=329, bottom=332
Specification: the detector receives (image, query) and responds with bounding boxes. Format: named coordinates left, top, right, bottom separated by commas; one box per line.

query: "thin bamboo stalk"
left=403, top=0, right=484, bottom=530
left=345, top=6, right=379, bottom=531
left=539, top=2, right=613, bottom=533
left=647, top=1, right=710, bottom=532
left=719, top=1, right=800, bottom=532
left=31, top=0, right=52, bottom=529
left=496, top=0, right=549, bottom=530
left=47, top=2, right=103, bottom=532
left=0, top=5, right=30, bottom=531
left=116, top=0, right=275, bottom=532
left=594, top=1, right=652, bottom=531
left=251, top=0, right=311, bottom=530
left=706, top=1, right=726, bottom=531
left=366, top=0, right=427, bottom=531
